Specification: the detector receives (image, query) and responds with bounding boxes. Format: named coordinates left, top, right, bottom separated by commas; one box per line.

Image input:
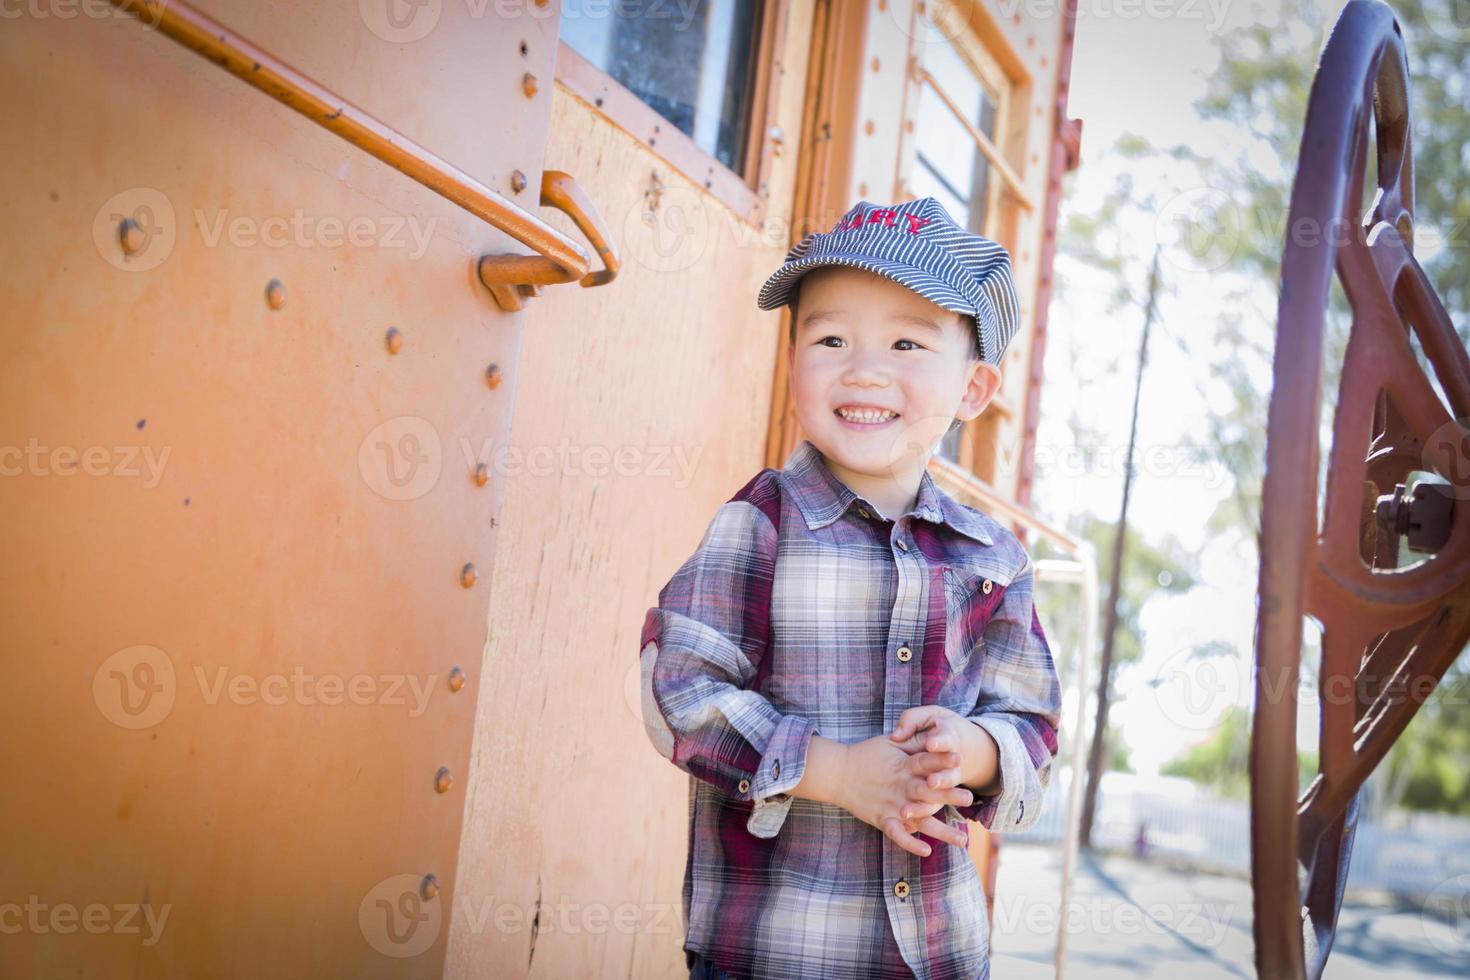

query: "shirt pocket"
left=941, top=565, right=999, bottom=675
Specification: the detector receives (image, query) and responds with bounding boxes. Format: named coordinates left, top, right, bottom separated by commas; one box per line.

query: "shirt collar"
left=779, top=439, right=995, bottom=546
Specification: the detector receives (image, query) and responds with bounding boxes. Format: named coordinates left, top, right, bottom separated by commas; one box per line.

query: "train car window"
left=912, top=37, right=999, bottom=238
left=560, top=0, right=762, bottom=174
left=906, top=26, right=1015, bottom=469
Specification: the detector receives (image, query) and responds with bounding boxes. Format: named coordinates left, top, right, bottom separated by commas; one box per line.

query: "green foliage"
left=1189, top=0, right=1470, bottom=323
left=1034, top=513, right=1198, bottom=686
left=1161, top=705, right=1250, bottom=797
left=1162, top=705, right=1319, bottom=800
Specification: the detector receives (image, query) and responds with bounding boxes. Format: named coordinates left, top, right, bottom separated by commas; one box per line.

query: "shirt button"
left=893, top=879, right=910, bottom=899
left=896, top=645, right=913, bottom=663
left=857, top=506, right=871, bottom=519
left=896, top=539, right=909, bottom=552
left=982, top=578, right=993, bottom=594
left=772, top=760, right=781, bottom=779
left=738, top=778, right=751, bottom=794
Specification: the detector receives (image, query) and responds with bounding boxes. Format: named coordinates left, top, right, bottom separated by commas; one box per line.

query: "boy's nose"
left=840, top=355, right=890, bottom=387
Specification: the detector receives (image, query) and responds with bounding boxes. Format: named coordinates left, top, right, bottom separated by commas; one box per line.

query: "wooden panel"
left=0, top=3, right=559, bottom=976
left=443, top=6, right=817, bottom=976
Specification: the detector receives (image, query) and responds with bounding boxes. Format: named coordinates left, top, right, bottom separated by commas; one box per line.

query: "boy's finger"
left=904, top=778, right=951, bottom=808
left=926, top=767, right=964, bottom=790
left=924, top=732, right=953, bottom=753
left=902, top=781, right=974, bottom=813
left=891, top=707, right=938, bottom=741
left=881, top=816, right=932, bottom=858
left=907, top=750, right=961, bottom=775
left=913, top=815, right=969, bottom=849
left=899, top=797, right=947, bottom=820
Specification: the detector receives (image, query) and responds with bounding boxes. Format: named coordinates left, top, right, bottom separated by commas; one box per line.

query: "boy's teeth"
left=837, top=407, right=897, bottom=423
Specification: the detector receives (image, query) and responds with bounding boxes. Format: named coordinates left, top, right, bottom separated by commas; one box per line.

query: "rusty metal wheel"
left=1251, top=2, right=1470, bottom=978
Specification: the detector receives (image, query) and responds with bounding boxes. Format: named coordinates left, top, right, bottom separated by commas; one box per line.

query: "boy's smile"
left=786, top=265, right=1002, bottom=519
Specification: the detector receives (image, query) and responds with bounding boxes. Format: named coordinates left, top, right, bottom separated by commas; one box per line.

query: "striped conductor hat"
left=757, top=197, right=1022, bottom=367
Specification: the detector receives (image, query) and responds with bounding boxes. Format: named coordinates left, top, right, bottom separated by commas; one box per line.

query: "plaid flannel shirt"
left=639, top=439, right=1062, bottom=980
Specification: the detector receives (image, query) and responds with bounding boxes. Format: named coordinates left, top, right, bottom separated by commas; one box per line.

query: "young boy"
left=639, top=197, right=1063, bottom=980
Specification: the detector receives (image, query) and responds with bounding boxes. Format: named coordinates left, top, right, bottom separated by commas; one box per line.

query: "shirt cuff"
left=745, top=713, right=818, bottom=839
left=954, top=715, right=1036, bottom=831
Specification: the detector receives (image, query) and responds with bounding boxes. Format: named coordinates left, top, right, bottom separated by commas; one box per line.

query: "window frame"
left=900, top=0, right=1032, bottom=477
left=553, top=0, right=788, bottom=229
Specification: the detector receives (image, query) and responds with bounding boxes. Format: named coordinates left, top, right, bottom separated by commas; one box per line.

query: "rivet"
left=448, top=665, right=467, bottom=692
left=511, top=169, right=528, bottom=193
left=485, top=363, right=502, bottom=389
left=385, top=327, right=404, bottom=354
left=265, top=278, right=286, bottom=310
left=473, top=462, right=489, bottom=487
left=522, top=72, right=538, bottom=98
left=460, top=562, right=477, bottom=588
left=420, top=874, right=439, bottom=901
left=435, top=766, right=453, bottom=794
left=118, top=218, right=145, bottom=255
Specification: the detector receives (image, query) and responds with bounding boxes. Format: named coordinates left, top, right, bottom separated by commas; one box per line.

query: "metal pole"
left=1078, top=244, right=1161, bottom=848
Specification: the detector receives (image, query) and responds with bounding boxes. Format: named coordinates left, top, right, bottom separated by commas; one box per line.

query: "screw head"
left=435, top=766, right=453, bottom=794
left=447, top=665, right=467, bottom=692
left=385, top=327, right=404, bottom=354
left=485, top=363, right=502, bottom=389
left=473, top=462, right=489, bottom=487
left=522, top=72, right=539, bottom=98
left=460, top=562, right=477, bottom=588
left=118, top=218, right=145, bottom=255
left=265, top=278, right=286, bottom=310
left=420, top=874, right=439, bottom=901
left=510, top=170, right=528, bottom=193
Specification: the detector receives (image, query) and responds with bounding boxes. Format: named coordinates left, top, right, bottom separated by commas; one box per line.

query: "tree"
left=1085, top=0, right=1470, bottom=815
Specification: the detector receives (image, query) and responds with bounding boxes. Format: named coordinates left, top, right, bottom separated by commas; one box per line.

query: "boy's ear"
left=955, top=361, right=1003, bottom=422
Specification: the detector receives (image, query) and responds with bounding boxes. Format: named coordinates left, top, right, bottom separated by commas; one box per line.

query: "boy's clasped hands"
left=835, top=705, right=1000, bottom=858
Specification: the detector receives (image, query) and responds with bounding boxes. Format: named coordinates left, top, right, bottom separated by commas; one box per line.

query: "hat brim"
left=756, top=252, right=980, bottom=322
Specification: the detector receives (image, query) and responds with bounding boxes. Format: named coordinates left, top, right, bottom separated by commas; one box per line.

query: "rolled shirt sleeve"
left=639, top=491, right=819, bottom=839
left=953, top=555, right=1062, bottom=832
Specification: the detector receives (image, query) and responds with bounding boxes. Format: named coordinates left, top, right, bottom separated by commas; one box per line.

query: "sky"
left=1031, top=0, right=1350, bottom=777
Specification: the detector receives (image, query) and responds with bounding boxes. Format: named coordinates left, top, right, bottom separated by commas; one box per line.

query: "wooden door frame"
left=764, top=0, right=869, bottom=470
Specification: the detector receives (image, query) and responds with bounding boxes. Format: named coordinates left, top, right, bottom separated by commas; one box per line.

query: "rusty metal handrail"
left=478, top=169, right=622, bottom=311
left=110, top=0, right=592, bottom=286
left=913, top=65, right=1037, bottom=213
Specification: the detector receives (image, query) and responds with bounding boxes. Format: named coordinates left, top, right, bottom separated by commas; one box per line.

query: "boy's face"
left=786, top=265, right=1003, bottom=481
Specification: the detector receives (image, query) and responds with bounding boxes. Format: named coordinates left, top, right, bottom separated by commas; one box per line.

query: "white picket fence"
left=1005, top=769, right=1470, bottom=899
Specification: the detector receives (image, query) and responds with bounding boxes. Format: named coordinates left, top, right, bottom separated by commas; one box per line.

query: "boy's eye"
left=815, top=336, right=924, bottom=350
